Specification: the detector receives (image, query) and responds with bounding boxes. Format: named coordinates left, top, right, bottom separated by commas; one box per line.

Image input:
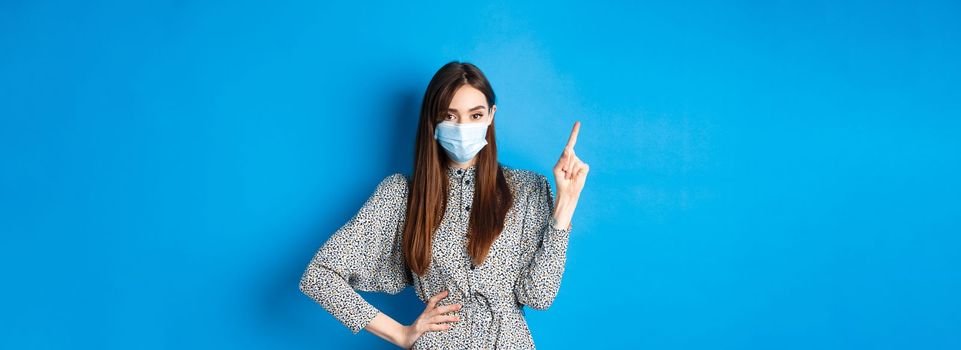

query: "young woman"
left=299, top=61, right=589, bottom=349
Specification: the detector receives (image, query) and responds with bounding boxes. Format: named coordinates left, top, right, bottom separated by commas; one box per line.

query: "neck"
left=448, top=158, right=477, bottom=169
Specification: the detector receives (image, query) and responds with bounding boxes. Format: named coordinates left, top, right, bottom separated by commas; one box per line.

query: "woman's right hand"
left=400, top=290, right=462, bottom=348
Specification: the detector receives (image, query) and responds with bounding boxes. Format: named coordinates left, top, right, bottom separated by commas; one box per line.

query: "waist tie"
left=460, top=288, right=521, bottom=349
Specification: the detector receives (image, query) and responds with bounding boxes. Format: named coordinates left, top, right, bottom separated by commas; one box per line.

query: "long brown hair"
left=403, top=61, right=514, bottom=276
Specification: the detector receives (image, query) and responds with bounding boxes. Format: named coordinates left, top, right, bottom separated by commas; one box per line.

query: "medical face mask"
left=434, top=120, right=491, bottom=163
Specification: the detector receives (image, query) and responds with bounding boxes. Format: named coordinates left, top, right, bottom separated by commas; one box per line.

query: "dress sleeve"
left=299, top=173, right=412, bottom=334
left=513, top=173, right=573, bottom=310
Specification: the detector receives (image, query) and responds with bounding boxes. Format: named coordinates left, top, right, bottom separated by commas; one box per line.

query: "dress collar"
left=446, top=163, right=477, bottom=179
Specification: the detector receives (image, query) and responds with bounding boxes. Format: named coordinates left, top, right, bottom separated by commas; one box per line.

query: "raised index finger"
left=565, top=121, right=581, bottom=150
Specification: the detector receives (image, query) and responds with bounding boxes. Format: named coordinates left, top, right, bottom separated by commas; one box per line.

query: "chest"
left=429, top=180, right=527, bottom=277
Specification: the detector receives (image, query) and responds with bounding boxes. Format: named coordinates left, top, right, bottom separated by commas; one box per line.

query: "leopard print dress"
left=299, top=163, right=573, bottom=349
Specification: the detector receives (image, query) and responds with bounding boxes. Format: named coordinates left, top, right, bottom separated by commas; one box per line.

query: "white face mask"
left=434, top=120, right=491, bottom=163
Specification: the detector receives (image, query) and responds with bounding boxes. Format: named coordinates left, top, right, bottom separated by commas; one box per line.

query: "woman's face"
left=445, top=84, right=496, bottom=124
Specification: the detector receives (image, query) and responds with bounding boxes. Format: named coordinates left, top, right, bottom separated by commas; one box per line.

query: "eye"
left=445, top=114, right=456, bottom=120
left=471, top=114, right=483, bottom=119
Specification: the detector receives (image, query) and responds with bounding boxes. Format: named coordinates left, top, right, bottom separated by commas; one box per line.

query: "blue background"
left=2, top=0, right=959, bottom=349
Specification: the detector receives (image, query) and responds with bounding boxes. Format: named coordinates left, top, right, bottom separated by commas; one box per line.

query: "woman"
left=299, top=61, right=589, bottom=349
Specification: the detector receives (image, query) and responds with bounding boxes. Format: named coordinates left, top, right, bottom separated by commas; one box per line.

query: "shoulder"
left=501, top=164, right=545, bottom=183
left=371, top=172, right=411, bottom=202
left=500, top=163, right=549, bottom=195
left=380, top=172, right=411, bottom=188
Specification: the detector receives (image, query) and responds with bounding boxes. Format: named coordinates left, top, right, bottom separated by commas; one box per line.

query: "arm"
left=299, top=174, right=412, bottom=334
left=300, top=174, right=465, bottom=348
left=513, top=120, right=589, bottom=309
left=302, top=262, right=461, bottom=348
left=364, top=312, right=409, bottom=347
left=514, top=174, right=574, bottom=310
left=364, top=290, right=463, bottom=348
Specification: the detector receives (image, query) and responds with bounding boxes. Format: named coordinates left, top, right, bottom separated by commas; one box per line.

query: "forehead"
left=448, top=85, right=488, bottom=110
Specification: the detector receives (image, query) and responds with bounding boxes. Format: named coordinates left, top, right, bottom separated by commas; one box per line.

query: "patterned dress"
left=299, top=163, right=572, bottom=349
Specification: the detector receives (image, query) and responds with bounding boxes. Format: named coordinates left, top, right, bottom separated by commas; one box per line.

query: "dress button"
left=465, top=205, right=470, bottom=211
left=457, top=169, right=462, bottom=174
left=465, top=179, right=471, bottom=184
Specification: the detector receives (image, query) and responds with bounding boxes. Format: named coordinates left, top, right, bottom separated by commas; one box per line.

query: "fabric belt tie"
left=460, top=288, right=520, bottom=349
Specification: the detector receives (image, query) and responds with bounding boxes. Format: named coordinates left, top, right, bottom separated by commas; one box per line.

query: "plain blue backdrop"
left=2, top=0, right=959, bottom=349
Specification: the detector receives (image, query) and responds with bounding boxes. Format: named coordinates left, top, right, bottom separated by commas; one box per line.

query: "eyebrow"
left=447, top=105, right=488, bottom=113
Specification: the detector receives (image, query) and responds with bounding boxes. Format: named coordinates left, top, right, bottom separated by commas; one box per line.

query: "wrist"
left=400, top=324, right=420, bottom=348
left=552, top=198, right=576, bottom=230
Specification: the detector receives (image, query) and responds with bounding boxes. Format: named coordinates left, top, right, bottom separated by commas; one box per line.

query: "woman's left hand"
left=551, top=121, right=589, bottom=229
